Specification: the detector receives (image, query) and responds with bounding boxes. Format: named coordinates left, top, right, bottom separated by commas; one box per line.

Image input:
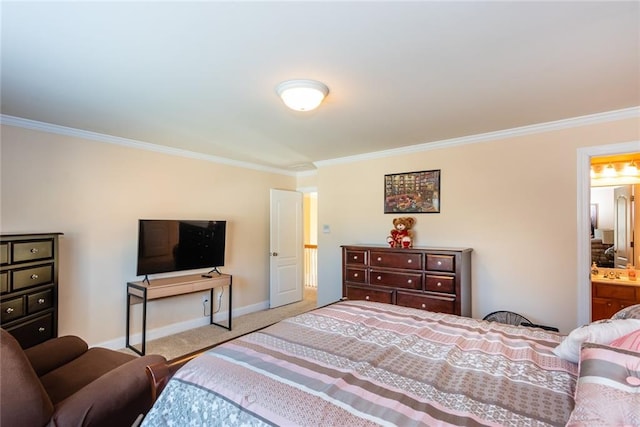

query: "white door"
left=270, top=189, right=303, bottom=308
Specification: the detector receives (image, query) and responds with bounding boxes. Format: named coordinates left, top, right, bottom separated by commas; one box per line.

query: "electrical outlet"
left=201, top=295, right=209, bottom=317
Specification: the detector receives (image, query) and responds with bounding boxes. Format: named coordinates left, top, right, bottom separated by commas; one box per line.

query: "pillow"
left=610, top=328, right=640, bottom=352
left=611, top=304, right=640, bottom=320
left=566, top=342, right=640, bottom=426
left=552, top=318, right=640, bottom=363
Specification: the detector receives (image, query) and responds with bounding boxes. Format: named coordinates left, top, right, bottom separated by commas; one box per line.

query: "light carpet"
left=122, top=288, right=317, bottom=361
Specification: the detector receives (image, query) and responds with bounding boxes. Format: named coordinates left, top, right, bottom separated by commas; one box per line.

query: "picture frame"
left=384, top=169, right=440, bottom=214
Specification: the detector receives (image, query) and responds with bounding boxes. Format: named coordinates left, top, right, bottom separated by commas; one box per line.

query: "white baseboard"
left=95, top=299, right=270, bottom=351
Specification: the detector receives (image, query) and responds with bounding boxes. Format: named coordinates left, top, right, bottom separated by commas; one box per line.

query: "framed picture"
left=384, top=169, right=440, bottom=213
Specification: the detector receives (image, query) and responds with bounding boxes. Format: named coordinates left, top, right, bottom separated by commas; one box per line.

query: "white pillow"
left=552, top=318, right=640, bottom=363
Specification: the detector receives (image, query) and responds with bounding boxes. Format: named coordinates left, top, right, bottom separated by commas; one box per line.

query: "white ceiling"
left=2, top=1, right=639, bottom=172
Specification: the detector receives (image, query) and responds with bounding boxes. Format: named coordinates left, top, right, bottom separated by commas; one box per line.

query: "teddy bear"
left=386, top=217, right=415, bottom=248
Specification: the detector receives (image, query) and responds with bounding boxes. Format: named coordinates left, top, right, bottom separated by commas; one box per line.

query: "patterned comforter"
left=142, top=300, right=577, bottom=426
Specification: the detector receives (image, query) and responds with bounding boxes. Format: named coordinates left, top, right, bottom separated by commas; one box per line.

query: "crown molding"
left=2, top=106, right=637, bottom=175
left=0, top=114, right=297, bottom=176
left=314, top=106, right=640, bottom=168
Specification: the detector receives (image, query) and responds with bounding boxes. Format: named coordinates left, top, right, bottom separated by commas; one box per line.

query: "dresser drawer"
left=13, top=240, right=54, bottom=263
left=1, top=272, right=7, bottom=293
left=0, top=243, right=7, bottom=265
left=346, top=286, right=393, bottom=304
left=27, top=289, right=53, bottom=314
left=12, top=264, right=53, bottom=290
left=344, top=249, right=367, bottom=266
left=370, top=270, right=422, bottom=290
left=1, top=296, right=24, bottom=322
left=5, top=313, right=54, bottom=349
left=345, top=267, right=367, bottom=283
left=426, top=254, right=455, bottom=272
left=425, top=275, right=455, bottom=293
left=370, top=251, right=422, bottom=270
left=397, top=291, right=456, bottom=314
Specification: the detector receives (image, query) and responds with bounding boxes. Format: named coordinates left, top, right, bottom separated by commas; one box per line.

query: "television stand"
left=126, top=273, right=232, bottom=356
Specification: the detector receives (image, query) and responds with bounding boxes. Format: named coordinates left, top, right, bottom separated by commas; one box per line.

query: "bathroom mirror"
left=590, top=153, right=639, bottom=268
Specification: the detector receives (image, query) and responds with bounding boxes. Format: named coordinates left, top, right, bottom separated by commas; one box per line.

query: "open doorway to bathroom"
left=578, top=142, right=639, bottom=326
left=589, top=153, right=639, bottom=321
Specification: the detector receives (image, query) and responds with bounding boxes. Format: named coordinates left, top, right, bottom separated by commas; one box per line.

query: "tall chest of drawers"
left=342, top=245, right=472, bottom=317
left=1, top=233, right=62, bottom=348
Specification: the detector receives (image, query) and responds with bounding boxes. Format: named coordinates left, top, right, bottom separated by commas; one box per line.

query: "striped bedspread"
left=142, top=300, right=577, bottom=426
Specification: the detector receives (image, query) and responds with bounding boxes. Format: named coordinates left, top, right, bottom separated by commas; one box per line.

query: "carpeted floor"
left=122, top=287, right=318, bottom=361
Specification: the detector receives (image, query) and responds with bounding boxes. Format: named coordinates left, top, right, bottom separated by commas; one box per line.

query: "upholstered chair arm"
left=145, top=359, right=184, bottom=402
left=0, top=329, right=54, bottom=427
left=25, top=335, right=89, bottom=376
left=50, top=354, right=165, bottom=427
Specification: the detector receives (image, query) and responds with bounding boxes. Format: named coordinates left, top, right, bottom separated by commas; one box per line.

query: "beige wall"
left=0, top=125, right=296, bottom=347
left=2, top=115, right=638, bottom=345
left=316, top=117, right=640, bottom=333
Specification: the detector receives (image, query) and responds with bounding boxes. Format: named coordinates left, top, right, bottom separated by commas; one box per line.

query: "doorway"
left=302, top=191, right=318, bottom=304
left=578, top=142, right=640, bottom=325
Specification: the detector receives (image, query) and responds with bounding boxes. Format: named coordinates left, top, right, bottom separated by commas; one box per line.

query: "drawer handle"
left=365, top=295, right=370, bottom=300
left=377, top=257, right=382, bottom=261
left=38, top=327, right=46, bottom=333
left=407, top=279, right=412, bottom=284
left=437, top=282, right=442, bottom=287
left=353, top=255, right=358, bottom=260
left=38, top=298, right=46, bottom=304
left=421, top=303, right=426, bottom=309
left=407, top=259, right=412, bottom=264
left=5, top=307, right=14, bottom=314
left=437, top=261, right=442, bottom=265
left=30, top=248, right=39, bottom=254
left=377, top=276, right=382, bottom=281
left=31, top=274, right=39, bottom=280
left=353, top=273, right=358, bottom=278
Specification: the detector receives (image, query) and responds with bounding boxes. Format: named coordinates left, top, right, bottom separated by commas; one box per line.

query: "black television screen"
left=136, top=220, right=226, bottom=276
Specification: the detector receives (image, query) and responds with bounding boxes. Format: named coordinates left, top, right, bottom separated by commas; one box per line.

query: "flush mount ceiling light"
left=276, top=79, right=329, bottom=112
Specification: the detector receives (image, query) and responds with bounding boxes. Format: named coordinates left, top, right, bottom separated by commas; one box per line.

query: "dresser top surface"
left=342, top=244, right=472, bottom=253
left=1, top=233, right=63, bottom=240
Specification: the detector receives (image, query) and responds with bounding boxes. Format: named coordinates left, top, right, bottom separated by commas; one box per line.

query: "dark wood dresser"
left=342, top=245, right=472, bottom=317
left=1, top=233, right=62, bottom=348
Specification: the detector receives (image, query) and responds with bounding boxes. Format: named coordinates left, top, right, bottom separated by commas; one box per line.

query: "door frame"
left=577, top=141, right=640, bottom=326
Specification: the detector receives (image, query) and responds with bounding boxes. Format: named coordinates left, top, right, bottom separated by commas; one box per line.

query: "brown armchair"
left=0, top=328, right=165, bottom=427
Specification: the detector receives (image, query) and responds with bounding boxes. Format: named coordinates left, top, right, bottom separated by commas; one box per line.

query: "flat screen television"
left=136, top=219, right=226, bottom=276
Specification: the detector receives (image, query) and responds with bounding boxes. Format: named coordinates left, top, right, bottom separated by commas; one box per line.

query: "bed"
left=141, top=300, right=640, bottom=427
